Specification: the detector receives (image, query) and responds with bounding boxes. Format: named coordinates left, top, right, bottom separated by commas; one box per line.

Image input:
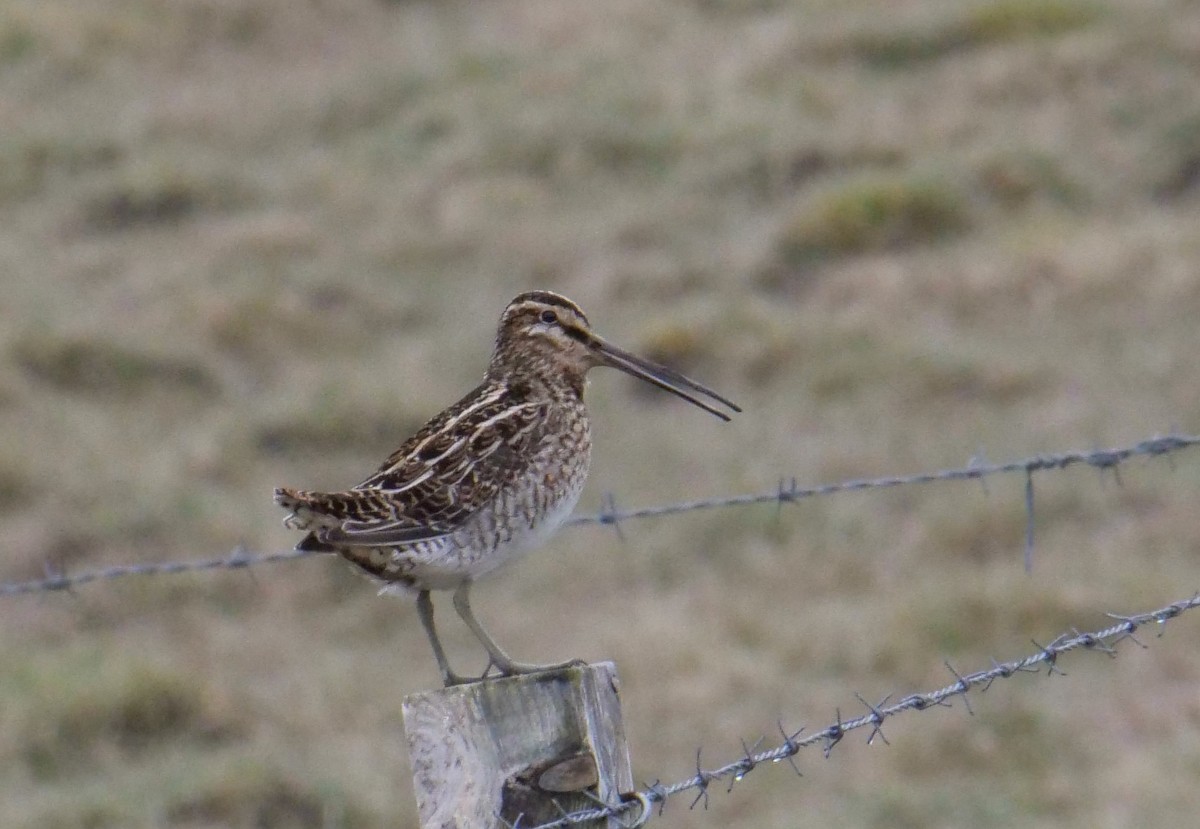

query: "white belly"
left=477, top=480, right=583, bottom=575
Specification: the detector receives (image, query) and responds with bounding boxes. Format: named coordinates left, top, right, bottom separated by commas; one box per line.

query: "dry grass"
left=2, top=0, right=1200, bottom=826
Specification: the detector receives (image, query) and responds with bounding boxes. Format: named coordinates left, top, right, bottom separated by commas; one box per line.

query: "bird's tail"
left=274, top=486, right=335, bottom=529
left=273, top=486, right=307, bottom=512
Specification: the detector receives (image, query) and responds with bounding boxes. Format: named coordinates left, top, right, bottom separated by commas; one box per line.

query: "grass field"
left=2, top=0, right=1199, bottom=826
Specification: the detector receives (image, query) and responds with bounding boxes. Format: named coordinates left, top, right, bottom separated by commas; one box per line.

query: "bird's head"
left=489, top=290, right=740, bottom=421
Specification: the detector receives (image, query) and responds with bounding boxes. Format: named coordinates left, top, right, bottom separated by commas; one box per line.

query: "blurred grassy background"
left=2, top=0, right=1199, bottom=826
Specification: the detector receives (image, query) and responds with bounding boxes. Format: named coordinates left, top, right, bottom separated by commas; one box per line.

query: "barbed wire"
left=573, top=432, right=1198, bottom=572
left=524, top=592, right=1200, bottom=829
left=1, top=432, right=1195, bottom=597
left=573, top=433, right=1199, bottom=527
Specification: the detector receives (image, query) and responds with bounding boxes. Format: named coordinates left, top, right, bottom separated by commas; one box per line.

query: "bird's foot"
left=439, top=658, right=505, bottom=687
left=491, top=656, right=589, bottom=677
left=440, top=668, right=483, bottom=688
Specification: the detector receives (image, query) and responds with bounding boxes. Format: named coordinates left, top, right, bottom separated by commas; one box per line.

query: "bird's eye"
left=540, top=310, right=558, bottom=325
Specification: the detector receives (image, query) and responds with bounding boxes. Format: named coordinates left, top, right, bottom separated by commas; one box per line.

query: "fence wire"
left=523, top=592, right=1200, bottom=829
left=1, top=432, right=1196, bottom=597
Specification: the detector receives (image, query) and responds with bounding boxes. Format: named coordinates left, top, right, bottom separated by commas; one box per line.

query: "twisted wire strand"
left=1, top=434, right=1193, bottom=597
left=526, top=593, right=1200, bottom=829
left=568, top=433, right=1198, bottom=528
left=0, top=548, right=322, bottom=597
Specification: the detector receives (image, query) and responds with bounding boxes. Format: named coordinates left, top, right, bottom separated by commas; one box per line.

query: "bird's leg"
left=452, top=582, right=586, bottom=677
left=415, top=590, right=474, bottom=687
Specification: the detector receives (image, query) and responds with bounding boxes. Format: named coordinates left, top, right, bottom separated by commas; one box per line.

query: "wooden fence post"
left=402, top=662, right=633, bottom=828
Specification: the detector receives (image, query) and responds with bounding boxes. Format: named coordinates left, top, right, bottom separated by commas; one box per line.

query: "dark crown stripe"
left=506, top=291, right=589, bottom=325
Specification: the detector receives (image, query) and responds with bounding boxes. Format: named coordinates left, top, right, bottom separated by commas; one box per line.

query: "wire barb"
left=823, top=709, right=846, bottom=758
left=599, top=491, right=626, bottom=543
left=643, top=781, right=668, bottom=815
left=854, top=693, right=892, bottom=746
left=941, top=660, right=974, bottom=715
left=774, top=721, right=805, bottom=777
left=727, top=737, right=763, bottom=791
left=1029, top=638, right=1066, bottom=677
left=1023, top=470, right=1036, bottom=572
left=688, top=748, right=712, bottom=810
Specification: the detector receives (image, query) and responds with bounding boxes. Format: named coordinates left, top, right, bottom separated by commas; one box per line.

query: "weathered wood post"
left=402, top=662, right=633, bottom=828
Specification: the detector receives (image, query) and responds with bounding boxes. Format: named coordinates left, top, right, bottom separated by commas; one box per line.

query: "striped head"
left=487, top=290, right=740, bottom=421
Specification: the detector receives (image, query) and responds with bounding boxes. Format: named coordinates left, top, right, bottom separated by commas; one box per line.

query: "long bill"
left=589, top=334, right=742, bottom=422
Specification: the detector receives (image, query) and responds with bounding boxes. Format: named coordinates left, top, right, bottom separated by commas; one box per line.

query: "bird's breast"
left=456, top=416, right=591, bottom=572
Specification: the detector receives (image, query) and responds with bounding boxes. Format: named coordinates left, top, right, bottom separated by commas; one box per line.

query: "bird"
left=274, top=290, right=739, bottom=686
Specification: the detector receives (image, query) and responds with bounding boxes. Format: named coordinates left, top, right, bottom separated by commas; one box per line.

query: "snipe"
left=275, top=290, right=739, bottom=686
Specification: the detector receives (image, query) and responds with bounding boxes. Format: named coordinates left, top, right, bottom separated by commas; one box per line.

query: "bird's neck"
left=486, top=359, right=586, bottom=404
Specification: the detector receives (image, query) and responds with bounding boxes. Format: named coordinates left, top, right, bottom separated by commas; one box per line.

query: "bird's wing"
left=317, top=520, right=451, bottom=547
left=278, top=382, right=549, bottom=548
